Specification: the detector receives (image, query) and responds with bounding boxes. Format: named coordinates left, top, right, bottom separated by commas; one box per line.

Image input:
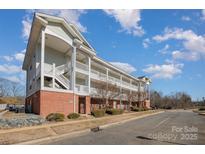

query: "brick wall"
left=25, top=90, right=91, bottom=117
left=85, top=96, right=91, bottom=114
left=40, top=90, right=75, bottom=117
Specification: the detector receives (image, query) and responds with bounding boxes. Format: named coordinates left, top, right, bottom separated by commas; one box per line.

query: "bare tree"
left=107, top=83, right=121, bottom=102
left=0, top=84, right=8, bottom=97
left=10, top=82, right=22, bottom=97
left=91, top=82, right=121, bottom=109
left=91, top=82, right=107, bottom=108
left=125, top=91, right=138, bottom=109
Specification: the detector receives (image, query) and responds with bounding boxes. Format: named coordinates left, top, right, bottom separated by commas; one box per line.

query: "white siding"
left=45, top=46, right=69, bottom=67
left=47, top=22, right=73, bottom=45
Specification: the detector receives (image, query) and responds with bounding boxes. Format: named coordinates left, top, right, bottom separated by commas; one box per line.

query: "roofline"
left=22, top=12, right=48, bottom=70
left=35, top=12, right=95, bottom=52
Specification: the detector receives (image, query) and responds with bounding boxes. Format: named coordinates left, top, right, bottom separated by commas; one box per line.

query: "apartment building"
left=22, top=13, right=151, bottom=117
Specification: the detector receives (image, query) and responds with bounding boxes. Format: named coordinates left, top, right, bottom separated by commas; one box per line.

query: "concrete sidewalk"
left=0, top=110, right=163, bottom=145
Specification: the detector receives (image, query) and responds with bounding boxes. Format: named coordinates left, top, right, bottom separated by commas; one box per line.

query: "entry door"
left=79, top=97, right=86, bottom=114
left=113, top=101, right=116, bottom=109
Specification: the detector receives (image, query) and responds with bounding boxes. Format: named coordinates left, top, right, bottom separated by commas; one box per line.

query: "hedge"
left=199, top=107, right=205, bottom=111
left=46, top=113, right=65, bottom=122
left=130, top=107, right=148, bottom=112
left=67, top=113, right=80, bottom=119
left=91, top=109, right=106, bottom=118
left=106, top=109, right=124, bottom=115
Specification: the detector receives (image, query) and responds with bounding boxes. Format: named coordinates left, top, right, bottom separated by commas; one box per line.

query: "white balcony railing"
left=43, top=62, right=144, bottom=92
left=75, top=84, right=89, bottom=93
left=108, top=76, right=121, bottom=85
left=44, top=63, right=53, bottom=75
left=76, top=61, right=88, bottom=73
left=91, top=69, right=107, bottom=81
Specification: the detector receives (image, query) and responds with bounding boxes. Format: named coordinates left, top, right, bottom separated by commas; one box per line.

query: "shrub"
left=143, top=107, right=149, bottom=111
left=91, top=109, right=105, bottom=118
left=67, top=113, right=80, bottom=119
left=131, top=106, right=140, bottom=112
left=199, top=107, right=205, bottom=111
left=46, top=113, right=65, bottom=122
left=106, top=109, right=124, bottom=115
left=131, top=107, right=147, bottom=112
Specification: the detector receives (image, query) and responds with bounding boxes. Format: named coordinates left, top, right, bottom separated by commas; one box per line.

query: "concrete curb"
left=16, top=111, right=164, bottom=145
left=100, top=111, right=164, bottom=129
left=16, top=129, right=91, bottom=145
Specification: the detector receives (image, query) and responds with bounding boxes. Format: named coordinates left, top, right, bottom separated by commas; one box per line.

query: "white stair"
left=55, top=63, right=71, bottom=89
left=55, top=73, right=70, bottom=89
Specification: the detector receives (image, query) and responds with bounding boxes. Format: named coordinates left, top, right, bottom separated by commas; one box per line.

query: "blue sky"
left=0, top=9, right=205, bottom=100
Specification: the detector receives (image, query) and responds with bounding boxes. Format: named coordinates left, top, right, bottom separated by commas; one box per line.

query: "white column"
left=138, top=82, right=141, bottom=102
left=129, top=79, right=132, bottom=94
left=71, top=47, right=76, bottom=91
left=52, top=63, right=55, bottom=88
left=88, top=57, right=91, bottom=93
left=120, top=75, right=122, bottom=109
left=71, top=46, right=77, bottom=113
left=106, top=68, right=109, bottom=104
left=40, top=30, right=45, bottom=89
left=148, top=84, right=150, bottom=101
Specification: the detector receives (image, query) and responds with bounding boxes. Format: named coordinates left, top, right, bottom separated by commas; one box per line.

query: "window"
left=30, top=65, right=32, bottom=70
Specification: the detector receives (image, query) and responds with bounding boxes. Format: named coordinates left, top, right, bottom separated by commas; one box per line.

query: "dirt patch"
left=0, top=128, right=52, bottom=144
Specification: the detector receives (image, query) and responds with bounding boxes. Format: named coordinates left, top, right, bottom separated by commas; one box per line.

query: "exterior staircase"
left=55, top=63, right=71, bottom=89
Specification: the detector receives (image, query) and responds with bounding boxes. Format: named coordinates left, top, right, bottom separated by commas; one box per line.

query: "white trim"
left=45, top=28, right=73, bottom=47
left=72, top=46, right=77, bottom=112
left=40, top=30, right=45, bottom=89
left=88, top=56, right=91, bottom=94
left=52, top=63, right=55, bottom=88
left=36, top=12, right=95, bottom=52
left=43, top=87, right=73, bottom=94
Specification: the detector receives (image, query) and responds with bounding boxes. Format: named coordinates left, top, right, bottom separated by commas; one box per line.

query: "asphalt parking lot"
left=44, top=110, right=205, bottom=145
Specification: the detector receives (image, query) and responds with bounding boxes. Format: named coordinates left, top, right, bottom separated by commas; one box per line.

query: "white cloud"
left=22, top=9, right=87, bottom=40
left=143, top=62, right=184, bottom=79
left=158, top=44, right=170, bottom=54
left=0, top=49, right=26, bottom=85
left=2, top=56, right=13, bottom=62
left=14, top=49, right=26, bottom=62
left=201, top=10, right=205, bottom=20
left=142, top=38, right=151, bottom=48
left=181, top=16, right=191, bottom=21
left=0, top=64, right=21, bottom=74
left=172, top=50, right=199, bottom=61
left=104, top=9, right=144, bottom=36
left=110, top=62, right=137, bottom=74
left=1, top=49, right=26, bottom=62
left=22, top=14, right=32, bottom=40
left=6, top=76, right=21, bottom=83
left=153, top=27, right=205, bottom=61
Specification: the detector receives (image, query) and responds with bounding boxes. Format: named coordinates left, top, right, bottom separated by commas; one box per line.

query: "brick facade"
left=25, top=90, right=90, bottom=117
left=26, top=90, right=150, bottom=117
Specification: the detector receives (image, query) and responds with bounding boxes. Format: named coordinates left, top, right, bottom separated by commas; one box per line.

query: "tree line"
left=0, top=78, right=25, bottom=104
left=150, top=90, right=204, bottom=109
